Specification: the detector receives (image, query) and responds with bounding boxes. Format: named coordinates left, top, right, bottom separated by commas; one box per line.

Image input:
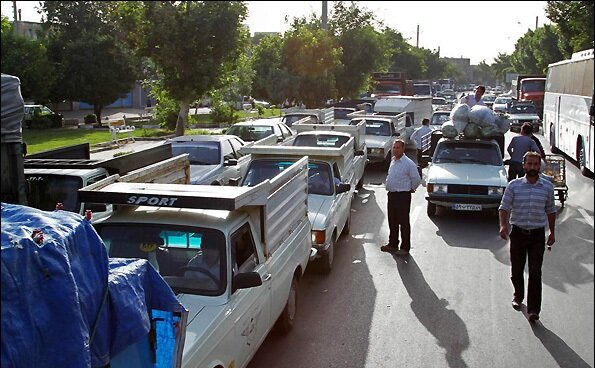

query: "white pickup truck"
left=79, top=157, right=314, bottom=368
left=281, top=107, right=334, bottom=127
left=240, top=142, right=354, bottom=274
left=349, top=112, right=407, bottom=166
left=291, top=120, right=367, bottom=189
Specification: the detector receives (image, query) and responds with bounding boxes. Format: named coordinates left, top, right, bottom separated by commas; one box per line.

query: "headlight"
left=370, top=148, right=384, bottom=155
left=312, top=230, right=326, bottom=245
left=488, top=186, right=504, bottom=196
left=431, top=184, right=448, bottom=193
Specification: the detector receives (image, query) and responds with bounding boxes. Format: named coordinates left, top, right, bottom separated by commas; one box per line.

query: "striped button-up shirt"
left=499, top=176, right=556, bottom=229
left=386, top=154, right=421, bottom=192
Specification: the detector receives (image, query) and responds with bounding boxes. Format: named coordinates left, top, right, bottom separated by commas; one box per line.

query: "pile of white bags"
left=441, top=103, right=510, bottom=138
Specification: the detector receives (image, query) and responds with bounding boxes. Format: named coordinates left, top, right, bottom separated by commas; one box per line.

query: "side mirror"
left=224, top=158, right=238, bottom=166
left=354, top=149, right=364, bottom=156
left=232, top=272, right=263, bottom=293
left=335, top=183, right=351, bottom=194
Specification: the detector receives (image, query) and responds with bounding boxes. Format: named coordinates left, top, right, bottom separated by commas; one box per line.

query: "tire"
left=427, top=202, right=437, bottom=217
left=275, top=275, right=298, bottom=333
left=549, top=126, right=560, bottom=154
left=577, top=140, right=590, bottom=176
left=384, top=152, right=391, bottom=169
left=319, top=237, right=335, bottom=275
left=356, top=173, right=364, bottom=189
left=342, top=209, right=352, bottom=236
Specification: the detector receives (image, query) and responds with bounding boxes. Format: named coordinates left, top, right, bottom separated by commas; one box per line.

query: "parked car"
left=508, top=101, right=542, bottom=133
left=23, top=104, right=63, bottom=129
left=226, top=118, right=294, bottom=143
left=432, top=97, right=449, bottom=111
left=482, top=94, right=497, bottom=109
left=492, top=96, right=514, bottom=113
left=430, top=110, right=451, bottom=131
left=165, top=135, right=251, bottom=185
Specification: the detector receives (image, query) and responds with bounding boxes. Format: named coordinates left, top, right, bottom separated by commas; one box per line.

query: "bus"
left=543, top=49, right=594, bottom=176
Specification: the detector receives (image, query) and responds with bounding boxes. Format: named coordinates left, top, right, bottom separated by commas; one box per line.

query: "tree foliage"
left=116, top=1, right=248, bottom=136
left=546, top=1, right=594, bottom=54
left=40, top=1, right=138, bottom=121
left=0, top=17, right=55, bottom=103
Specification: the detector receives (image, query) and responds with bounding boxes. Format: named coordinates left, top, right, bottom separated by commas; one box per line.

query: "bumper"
left=425, top=195, right=503, bottom=209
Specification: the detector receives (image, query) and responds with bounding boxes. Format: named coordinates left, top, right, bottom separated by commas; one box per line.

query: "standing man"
left=460, top=85, right=486, bottom=108
left=499, top=151, right=556, bottom=322
left=507, top=123, right=540, bottom=181
left=409, top=118, right=433, bottom=176
left=381, top=139, right=421, bottom=256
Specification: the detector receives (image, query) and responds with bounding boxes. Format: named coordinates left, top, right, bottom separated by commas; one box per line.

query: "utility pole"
left=416, top=25, right=419, bottom=48
left=535, top=16, right=538, bottom=30
left=321, top=1, right=328, bottom=30
left=12, top=0, right=19, bottom=35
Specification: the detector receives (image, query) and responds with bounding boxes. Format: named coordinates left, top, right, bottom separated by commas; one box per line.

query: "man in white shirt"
left=460, top=85, right=486, bottom=108
left=381, top=139, right=421, bottom=256
left=409, top=118, right=432, bottom=176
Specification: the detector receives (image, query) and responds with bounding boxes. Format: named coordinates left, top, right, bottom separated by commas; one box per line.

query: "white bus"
left=543, top=49, right=594, bottom=176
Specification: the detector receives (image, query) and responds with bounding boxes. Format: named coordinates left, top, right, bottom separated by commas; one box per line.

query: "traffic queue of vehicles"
left=6, top=96, right=527, bottom=368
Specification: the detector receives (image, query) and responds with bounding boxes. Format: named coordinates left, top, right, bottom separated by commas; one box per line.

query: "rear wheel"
left=549, top=125, right=560, bottom=154
left=275, top=275, right=298, bottom=333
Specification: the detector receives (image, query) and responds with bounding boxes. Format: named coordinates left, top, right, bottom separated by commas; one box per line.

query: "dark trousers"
left=510, top=225, right=546, bottom=314
left=387, top=191, right=412, bottom=251
left=508, top=161, right=525, bottom=181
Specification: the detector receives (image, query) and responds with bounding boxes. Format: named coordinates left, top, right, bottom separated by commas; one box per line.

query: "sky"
left=1, top=1, right=550, bottom=65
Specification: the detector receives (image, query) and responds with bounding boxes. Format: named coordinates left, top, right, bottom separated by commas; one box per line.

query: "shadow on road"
left=394, top=255, right=470, bottom=368
left=530, top=322, right=592, bottom=368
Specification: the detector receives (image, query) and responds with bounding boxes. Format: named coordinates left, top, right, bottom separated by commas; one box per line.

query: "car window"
left=230, top=223, right=258, bottom=275
left=278, top=123, right=292, bottom=137
left=307, top=162, right=333, bottom=195
left=293, top=134, right=349, bottom=148
left=365, top=120, right=391, bottom=136
left=431, top=113, right=449, bottom=126
left=171, top=141, right=220, bottom=165
left=222, top=139, right=235, bottom=160
left=242, top=159, right=296, bottom=187
left=435, top=144, right=502, bottom=165
left=511, top=105, right=536, bottom=114
left=229, top=137, right=245, bottom=157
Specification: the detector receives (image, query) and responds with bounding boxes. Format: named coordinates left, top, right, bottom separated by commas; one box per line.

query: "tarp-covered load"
left=1, top=203, right=187, bottom=368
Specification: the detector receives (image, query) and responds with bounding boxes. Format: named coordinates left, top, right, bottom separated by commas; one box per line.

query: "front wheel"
left=578, top=140, right=589, bottom=176
left=427, top=202, right=437, bottom=217
left=275, top=275, right=298, bottom=333
left=549, top=126, right=560, bottom=154
left=319, top=237, right=335, bottom=275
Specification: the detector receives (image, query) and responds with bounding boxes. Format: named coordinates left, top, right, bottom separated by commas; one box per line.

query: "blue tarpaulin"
left=1, top=203, right=185, bottom=368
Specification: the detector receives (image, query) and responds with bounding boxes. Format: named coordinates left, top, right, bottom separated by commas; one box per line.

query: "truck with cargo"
left=79, top=157, right=314, bottom=368
left=23, top=143, right=185, bottom=221
left=290, top=120, right=367, bottom=189
left=281, top=107, right=334, bottom=127
left=371, top=71, right=414, bottom=97
left=349, top=112, right=407, bottom=166
left=239, top=142, right=354, bottom=274
left=373, top=95, right=433, bottom=145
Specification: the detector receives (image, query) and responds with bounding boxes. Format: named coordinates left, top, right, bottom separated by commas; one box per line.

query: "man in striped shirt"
left=498, top=151, right=556, bottom=322
left=381, top=139, right=421, bottom=256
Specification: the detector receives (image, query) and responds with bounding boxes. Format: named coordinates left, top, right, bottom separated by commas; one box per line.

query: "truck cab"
left=349, top=113, right=406, bottom=166
left=80, top=158, right=313, bottom=368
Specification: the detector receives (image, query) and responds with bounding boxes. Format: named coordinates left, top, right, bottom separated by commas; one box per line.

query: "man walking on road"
left=409, top=118, right=432, bottom=177
left=506, top=123, right=540, bottom=181
left=498, top=151, right=556, bottom=322
left=381, top=139, right=421, bottom=256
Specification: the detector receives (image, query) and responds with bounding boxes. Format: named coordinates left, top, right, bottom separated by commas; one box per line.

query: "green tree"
left=510, top=25, right=564, bottom=75
left=328, top=2, right=386, bottom=99
left=41, top=1, right=139, bottom=121
left=546, top=1, right=594, bottom=54
left=1, top=16, right=55, bottom=103
left=116, top=1, right=248, bottom=136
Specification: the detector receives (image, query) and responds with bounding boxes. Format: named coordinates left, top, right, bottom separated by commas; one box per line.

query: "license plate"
left=452, top=203, right=482, bottom=211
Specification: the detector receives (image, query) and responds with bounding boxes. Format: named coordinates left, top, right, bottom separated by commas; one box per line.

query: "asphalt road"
left=246, top=131, right=594, bottom=368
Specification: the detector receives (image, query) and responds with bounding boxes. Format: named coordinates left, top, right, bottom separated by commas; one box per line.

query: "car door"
left=229, top=223, right=271, bottom=365
left=333, top=163, right=352, bottom=233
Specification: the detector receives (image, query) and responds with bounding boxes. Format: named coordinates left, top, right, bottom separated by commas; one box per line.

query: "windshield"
left=521, top=80, right=545, bottom=93
left=226, top=125, right=274, bottom=142
left=434, top=143, right=502, bottom=165
left=364, top=120, right=391, bottom=136
left=432, top=98, right=446, bottom=105
left=414, top=85, right=431, bottom=95
left=171, top=141, right=220, bottom=165
left=293, top=134, right=349, bottom=148
left=26, top=174, right=82, bottom=213
left=494, top=97, right=511, bottom=104
left=431, top=113, right=450, bottom=126
left=242, top=159, right=334, bottom=195
left=96, top=224, right=227, bottom=296
left=510, top=105, right=536, bottom=114
left=374, top=83, right=401, bottom=94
